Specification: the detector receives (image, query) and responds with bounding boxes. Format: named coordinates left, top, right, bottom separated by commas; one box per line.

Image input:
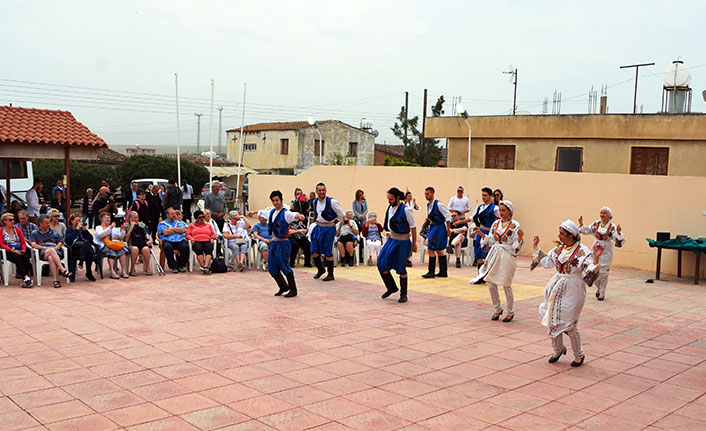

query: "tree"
left=33, top=159, right=117, bottom=202
left=114, top=155, right=209, bottom=194
left=390, top=96, right=445, bottom=167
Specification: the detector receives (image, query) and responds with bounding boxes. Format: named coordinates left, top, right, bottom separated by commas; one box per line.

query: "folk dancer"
left=310, top=183, right=345, bottom=281
left=470, top=201, right=524, bottom=322
left=470, top=187, right=499, bottom=266
left=421, top=187, right=451, bottom=278
left=268, top=190, right=306, bottom=297
left=379, top=188, right=418, bottom=303
left=578, top=207, right=625, bottom=301
left=532, top=220, right=603, bottom=367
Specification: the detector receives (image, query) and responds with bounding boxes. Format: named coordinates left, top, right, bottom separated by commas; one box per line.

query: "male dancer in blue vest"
left=471, top=187, right=499, bottom=267
left=268, top=190, right=306, bottom=297
left=421, top=186, right=451, bottom=278
left=310, top=183, right=345, bottom=281
left=379, top=187, right=418, bottom=303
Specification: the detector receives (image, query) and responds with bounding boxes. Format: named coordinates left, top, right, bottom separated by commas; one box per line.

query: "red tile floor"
left=0, top=256, right=704, bottom=430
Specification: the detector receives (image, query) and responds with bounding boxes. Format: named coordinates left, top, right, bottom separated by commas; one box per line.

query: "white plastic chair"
left=188, top=241, right=214, bottom=272
left=1, top=249, right=15, bottom=286
left=31, top=246, right=69, bottom=286
left=224, top=238, right=251, bottom=269
left=334, top=235, right=361, bottom=266
left=251, top=238, right=269, bottom=270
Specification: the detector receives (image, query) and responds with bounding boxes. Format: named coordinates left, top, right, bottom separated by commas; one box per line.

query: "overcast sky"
left=2, top=0, right=704, bottom=151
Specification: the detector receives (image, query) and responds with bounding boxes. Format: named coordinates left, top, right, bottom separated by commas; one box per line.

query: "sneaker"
left=22, top=278, right=33, bottom=288
left=177, top=267, right=186, bottom=273
left=172, top=269, right=179, bottom=274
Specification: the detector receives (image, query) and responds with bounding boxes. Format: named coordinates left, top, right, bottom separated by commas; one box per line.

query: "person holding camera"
left=126, top=211, right=153, bottom=276
left=65, top=213, right=96, bottom=282
left=336, top=210, right=359, bottom=267
left=94, top=212, right=130, bottom=279
left=93, top=186, right=118, bottom=226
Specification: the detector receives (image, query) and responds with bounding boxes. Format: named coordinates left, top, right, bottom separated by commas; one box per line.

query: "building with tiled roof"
left=226, top=120, right=375, bottom=173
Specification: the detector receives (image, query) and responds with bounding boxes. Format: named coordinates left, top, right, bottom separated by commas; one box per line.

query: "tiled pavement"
left=0, top=256, right=705, bottom=430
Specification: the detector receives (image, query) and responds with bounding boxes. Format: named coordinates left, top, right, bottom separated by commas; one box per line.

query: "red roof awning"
left=0, top=106, right=107, bottom=147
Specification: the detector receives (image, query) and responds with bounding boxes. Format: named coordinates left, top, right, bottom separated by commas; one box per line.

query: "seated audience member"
left=204, top=209, right=222, bottom=237
left=48, top=208, right=67, bottom=239
left=0, top=212, right=33, bottom=287
left=158, top=207, right=189, bottom=273
left=187, top=210, right=216, bottom=274
left=223, top=209, right=250, bottom=271
left=125, top=211, right=153, bottom=276
left=17, top=210, right=38, bottom=247
left=288, top=206, right=311, bottom=268
left=94, top=212, right=130, bottom=279
left=30, top=214, right=72, bottom=288
left=250, top=214, right=271, bottom=269
left=65, top=213, right=96, bottom=281
left=361, top=212, right=384, bottom=266
left=336, top=210, right=359, bottom=267
left=448, top=210, right=469, bottom=268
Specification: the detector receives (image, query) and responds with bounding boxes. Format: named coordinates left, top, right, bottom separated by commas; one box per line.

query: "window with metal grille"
left=555, top=147, right=583, bottom=172
left=280, top=139, right=289, bottom=155
left=244, top=144, right=257, bottom=152
left=348, top=142, right=358, bottom=157
left=484, top=145, right=515, bottom=169
left=630, top=147, right=669, bottom=175
left=314, top=139, right=325, bottom=156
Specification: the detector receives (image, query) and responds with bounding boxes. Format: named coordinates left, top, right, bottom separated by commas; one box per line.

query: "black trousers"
left=5, top=250, right=32, bottom=278
left=69, top=242, right=95, bottom=275
left=289, top=235, right=311, bottom=266
left=214, top=218, right=225, bottom=233
left=183, top=199, right=193, bottom=222
left=149, top=216, right=160, bottom=241
left=162, top=240, right=189, bottom=269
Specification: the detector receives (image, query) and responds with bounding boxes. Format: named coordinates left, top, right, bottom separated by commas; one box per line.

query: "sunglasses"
left=52, top=215, right=60, bottom=218
left=197, top=215, right=205, bottom=219
left=7, top=218, right=14, bottom=221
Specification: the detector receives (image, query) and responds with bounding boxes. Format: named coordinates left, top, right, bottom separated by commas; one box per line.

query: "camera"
left=114, top=215, right=125, bottom=226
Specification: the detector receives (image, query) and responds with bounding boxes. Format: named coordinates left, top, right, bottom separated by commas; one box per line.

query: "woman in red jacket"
left=187, top=210, right=216, bottom=274
left=0, top=213, right=33, bottom=287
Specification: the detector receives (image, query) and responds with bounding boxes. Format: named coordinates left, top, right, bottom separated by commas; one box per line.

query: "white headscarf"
left=499, top=200, right=514, bottom=216
left=601, top=206, right=613, bottom=219
left=560, top=219, right=580, bottom=239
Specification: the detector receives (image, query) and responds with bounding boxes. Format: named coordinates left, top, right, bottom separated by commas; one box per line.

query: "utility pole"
left=217, top=106, right=223, bottom=155
left=404, top=91, right=409, bottom=146
left=194, top=113, right=203, bottom=153
left=503, top=68, right=518, bottom=115
left=421, top=88, right=427, bottom=143
left=619, top=62, right=655, bottom=114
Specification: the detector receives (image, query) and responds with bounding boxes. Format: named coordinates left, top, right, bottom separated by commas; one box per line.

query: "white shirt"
left=181, top=184, right=193, bottom=200
left=314, top=197, right=344, bottom=224
left=472, top=202, right=500, bottom=221
left=448, top=195, right=472, bottom=213
left=270, top=208, right=298, bottom=225
left=387, top=204, right=417, bottom=229
left=428, top=200, right=451, bottom=222
left=26, top=188, right=41, bottom=216
left=225, top=220, right=248, bottom=238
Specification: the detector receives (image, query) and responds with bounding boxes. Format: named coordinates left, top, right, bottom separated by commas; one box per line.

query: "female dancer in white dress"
left=578, top=207, right=625, bottom=301
left=532, top=220, right=602, bottom=367
left=470, top=201, right=524, bottom=322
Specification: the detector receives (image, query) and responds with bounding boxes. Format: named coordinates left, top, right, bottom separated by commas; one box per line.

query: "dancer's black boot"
left=273, top=273, right=289, bottom=296
left=436, top=255, right=448, bottom=277
left=323, top=259, right=335, bottom=281
left=398, top=277, right=408, bottom=303
left=422, top=256, right=436, bottom=278
left=284, top=272, right=298, bottom=297
left=380, top=272, right=398, bottom=298
left=313, top=256, right=325, bottom=279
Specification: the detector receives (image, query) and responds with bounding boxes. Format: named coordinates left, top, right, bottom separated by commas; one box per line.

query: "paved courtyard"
left=1, top=256, right=705, bottom=430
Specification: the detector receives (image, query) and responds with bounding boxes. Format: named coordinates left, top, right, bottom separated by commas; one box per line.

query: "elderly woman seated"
left=30, top=214, right=72, bottom=288
left=187, top=210, right=217, bottom=274
left=336, top=210, right=359, bottom=267
left=203, top=209, right=222, bottom=237
left=125, top=211, right=153, bottom=276
left=0, top=212, right=34, bottom=287
left=94, top=211, right=130, bottom=279
left=223, top=209, right=250, bottom=271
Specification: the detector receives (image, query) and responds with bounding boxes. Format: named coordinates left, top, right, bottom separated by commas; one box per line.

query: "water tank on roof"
left=664, top=61, right=691, bottom=87
left=360, top=118, right=374, bottom=130
left=662, top=60, right=693, bottom=114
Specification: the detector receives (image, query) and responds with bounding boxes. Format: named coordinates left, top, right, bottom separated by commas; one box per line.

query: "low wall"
left=250, top=166, right=706, bottom=279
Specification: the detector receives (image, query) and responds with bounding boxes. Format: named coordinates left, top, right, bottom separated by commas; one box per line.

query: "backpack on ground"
left=210, top=257, right=228, bottom=273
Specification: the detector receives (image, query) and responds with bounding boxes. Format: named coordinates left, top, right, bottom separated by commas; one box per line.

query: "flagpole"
left=236, top=83, right=247, bottom=201
left=174, top=73, right=182, bottom=186
left=208, top=79, right=215, bottom=186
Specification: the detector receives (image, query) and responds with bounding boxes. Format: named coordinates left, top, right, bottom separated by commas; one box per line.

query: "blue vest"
left=427, top=200, right=446, bottom=226
left=384, top=204, right=410, bottom=235
left=474, top=204, right=497, bottom=229
left=268, top=208, right=289, bottom=239
left=314, top=197, right=337, bottom=222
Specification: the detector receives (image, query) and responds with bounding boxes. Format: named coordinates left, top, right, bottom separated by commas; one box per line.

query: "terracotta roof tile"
left=226, top=120, right=333, bottom=133
left=0, top=105, right=107, bottom=147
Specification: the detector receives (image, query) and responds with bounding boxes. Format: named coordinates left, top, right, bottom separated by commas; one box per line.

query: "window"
left=555, top=147, right=583, bottom=172
left=314, top=139, right=325, bottom=156
left=348, top=142, right=358, bottom=157
left=280, top=138, right=289, bottom=155
left=484, top=145, right=515, bottom=169
left=630, top=147, right=669, bottom=175
left=0, top=161, right=28, bottom=179
left=244, top=144, right=257, bottom=152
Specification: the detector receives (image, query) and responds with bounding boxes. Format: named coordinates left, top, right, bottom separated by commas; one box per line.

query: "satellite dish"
left=702, top=89, right=706, bottom=102
left=372, top=130, right=379, bottom=137
left=664, top=61, right=692, bottom=87
left=307, top=117, right=315, bottom=126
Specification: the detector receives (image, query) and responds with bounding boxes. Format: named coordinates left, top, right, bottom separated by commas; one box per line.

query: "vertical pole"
left=195, top=113, right=202, bottom=153
left=217, top=106, right=223, bottom=155
left=5, top=159, right=11, bottom=210
left=421, top=89, right=427, bottom=143
left=64, top=147, right=71, bottom=221
left=633, top=68, right=639, bottom=114
left=512, top=69, right=518, bottom=115
left=174, top=73, right=182, bottom=186
left=466, top=119, right=471, bottom=169
left=235, top=83, right=247, bottom=201
left=404, top=91, right=409, bottom=145
left=317, top=129, right=323, bottom=165
left=208, top=79, right=215, bottom=186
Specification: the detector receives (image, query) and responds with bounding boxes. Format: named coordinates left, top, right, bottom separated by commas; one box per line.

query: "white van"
left=133, top=178, right=169, bottom=192
left=0, top=160, right=34, bottom=195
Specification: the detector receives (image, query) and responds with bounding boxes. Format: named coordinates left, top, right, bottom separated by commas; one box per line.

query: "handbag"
left=104, top=237, right=125, bottom=251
